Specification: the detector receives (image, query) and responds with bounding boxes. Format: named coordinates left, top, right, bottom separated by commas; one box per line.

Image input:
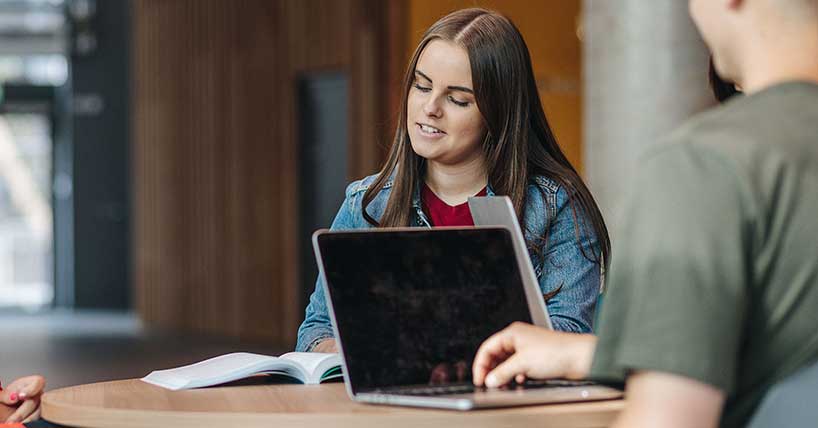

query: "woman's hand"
left=1, top=375, right=46, bottom=423
left=472, top=322, right=597, bottom=387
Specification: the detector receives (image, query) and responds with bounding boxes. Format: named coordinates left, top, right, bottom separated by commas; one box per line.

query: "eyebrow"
left=415, top=70, right=474, bottom=94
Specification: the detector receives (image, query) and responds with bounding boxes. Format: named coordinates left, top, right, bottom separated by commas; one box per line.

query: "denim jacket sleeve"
left=529, top=183, right=601, bottom=333
left=295, top=180, right=364, bottom=352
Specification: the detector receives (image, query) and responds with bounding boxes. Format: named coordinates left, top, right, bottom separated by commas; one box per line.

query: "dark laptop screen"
left=316, top=228, right=533, bottom=392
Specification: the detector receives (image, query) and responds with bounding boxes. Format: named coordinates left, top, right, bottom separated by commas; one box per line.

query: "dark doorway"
left=298, top=72, right=349, bottom=310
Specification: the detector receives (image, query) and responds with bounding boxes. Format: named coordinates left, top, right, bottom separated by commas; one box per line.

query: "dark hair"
left=709, top=57, right=741, bottom=103
left=362, top=8, right=610, bottom=274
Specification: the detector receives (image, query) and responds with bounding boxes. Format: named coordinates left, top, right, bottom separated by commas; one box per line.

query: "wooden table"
left=42, top=379, right=624, bottom=428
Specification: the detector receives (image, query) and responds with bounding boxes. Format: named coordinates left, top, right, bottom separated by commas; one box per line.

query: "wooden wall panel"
left=349, top=0, right=407, bottom=177
left=134, top=0, right=283, bottom=341
left=133, top=0, right=395, bottom=347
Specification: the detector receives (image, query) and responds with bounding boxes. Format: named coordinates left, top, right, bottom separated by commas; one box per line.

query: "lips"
left=417, top=123, right=446, bottom=135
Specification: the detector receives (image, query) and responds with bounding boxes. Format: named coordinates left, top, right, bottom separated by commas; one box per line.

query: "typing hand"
left=472, top=322, right=596, bottom=388
left=0, top=375, right=46, bottom=423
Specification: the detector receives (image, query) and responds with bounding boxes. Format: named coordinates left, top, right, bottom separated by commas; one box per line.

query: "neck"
left=424, top=156, right=487, bottom=206
left=736, top=24, right=818, bottom=93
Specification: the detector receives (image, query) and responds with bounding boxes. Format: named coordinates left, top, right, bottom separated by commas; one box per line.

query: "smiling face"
left=406, top=39, right=487, bottom=167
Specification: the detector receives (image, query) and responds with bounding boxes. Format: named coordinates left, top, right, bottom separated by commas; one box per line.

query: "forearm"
left=295, top=323, right=334, bottom=352
left=296, top=279, right=335, bottom=352
left=611, top=371, right=724, bottom=428
left=0, top=404, right=14, bottom=422
left=563, top=333, right=597, bottom=379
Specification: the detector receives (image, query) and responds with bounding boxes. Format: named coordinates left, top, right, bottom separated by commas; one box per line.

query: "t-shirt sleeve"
left=589, top=141, right=750, bottom=395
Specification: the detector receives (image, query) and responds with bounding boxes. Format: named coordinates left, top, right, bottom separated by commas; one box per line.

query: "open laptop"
left=312, top=227, right=622, bottom=410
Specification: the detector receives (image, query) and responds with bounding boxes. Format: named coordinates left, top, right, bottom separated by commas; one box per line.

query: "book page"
left=142, top=352, right=294, bottom=390
left=280, top=352, right=341, bottom=383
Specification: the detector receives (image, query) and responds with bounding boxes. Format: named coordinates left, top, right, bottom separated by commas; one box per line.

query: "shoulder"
left=661, top=102, right=750, bottom=155
left=344, top=172, right=395, bottom=198
left=653, top=87, right=806, bottom=174
left=520, top=176, right=574, bottom=246
left=624, top=114, right=756, bottom=236
left=524, top=175, right=601, bottom=247
left=525, top=175, right=568, bottom=220
left=637, top=107, right=752, bottom=196
left=529, top=175, right=561, bottom=194
left=338, top=172, right=395, bottom=226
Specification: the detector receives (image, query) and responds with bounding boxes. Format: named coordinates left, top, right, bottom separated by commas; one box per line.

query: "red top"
left=421, top=183, right=488, bottom=227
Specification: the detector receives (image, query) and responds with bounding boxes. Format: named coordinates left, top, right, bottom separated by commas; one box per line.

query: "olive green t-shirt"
left=590, top=81, right=818, bottom=428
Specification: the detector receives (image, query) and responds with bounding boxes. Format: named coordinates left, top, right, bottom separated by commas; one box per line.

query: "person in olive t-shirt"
left=470, top=1, right=818, bottom=427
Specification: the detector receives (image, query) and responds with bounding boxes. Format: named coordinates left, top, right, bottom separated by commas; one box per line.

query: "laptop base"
left=356, top=383, right=623, bottom=411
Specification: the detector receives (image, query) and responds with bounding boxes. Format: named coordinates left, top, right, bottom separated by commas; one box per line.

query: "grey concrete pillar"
left=583, top=0, right=714, bottom=232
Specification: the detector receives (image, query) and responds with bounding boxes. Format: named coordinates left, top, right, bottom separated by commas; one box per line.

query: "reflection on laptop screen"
left=317, top=228, right=532, bottom=392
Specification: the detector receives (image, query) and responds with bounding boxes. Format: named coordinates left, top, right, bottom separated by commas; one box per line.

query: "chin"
left=409, top=138, right=435, bottom=160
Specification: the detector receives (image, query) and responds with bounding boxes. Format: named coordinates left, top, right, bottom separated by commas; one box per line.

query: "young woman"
left=0, top=375, right=45, bottom=423
left=296, top=8, right=610, bottom=353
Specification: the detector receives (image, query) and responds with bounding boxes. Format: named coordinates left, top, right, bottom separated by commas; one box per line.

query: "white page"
left=280, top=352, right=338, bottom=378
left=142, top=352, right=292, bottom=390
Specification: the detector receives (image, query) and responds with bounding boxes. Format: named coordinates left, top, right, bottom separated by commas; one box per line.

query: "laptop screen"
left=316, top=227, right=533, bottom=392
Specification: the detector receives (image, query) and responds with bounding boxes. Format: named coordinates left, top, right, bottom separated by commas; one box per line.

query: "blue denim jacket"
left=295, top=174, right=601, bottom=351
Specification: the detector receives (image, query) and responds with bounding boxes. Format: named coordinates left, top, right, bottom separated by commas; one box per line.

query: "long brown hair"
left=362, top=8, right=610, bottom=268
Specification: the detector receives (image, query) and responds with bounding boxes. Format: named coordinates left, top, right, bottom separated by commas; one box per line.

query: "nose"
left=423, top=94, right=442, bottom=118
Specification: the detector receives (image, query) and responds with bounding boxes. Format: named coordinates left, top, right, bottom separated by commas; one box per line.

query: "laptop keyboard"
left=375, top=379, right=597, bottom=397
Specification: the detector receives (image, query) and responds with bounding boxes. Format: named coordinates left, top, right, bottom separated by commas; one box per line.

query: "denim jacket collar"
left=411, top=180, right=496, bottom=227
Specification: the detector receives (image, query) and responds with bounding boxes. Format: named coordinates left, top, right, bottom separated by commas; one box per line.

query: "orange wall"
left=407, top=0, right=583, bottom=172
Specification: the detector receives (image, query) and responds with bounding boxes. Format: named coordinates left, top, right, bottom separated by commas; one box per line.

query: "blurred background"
left=0, top=0, right=712, bottom=390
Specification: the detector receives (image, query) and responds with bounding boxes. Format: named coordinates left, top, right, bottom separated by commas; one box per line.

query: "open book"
left=141, top=352, right=343, bottom=390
